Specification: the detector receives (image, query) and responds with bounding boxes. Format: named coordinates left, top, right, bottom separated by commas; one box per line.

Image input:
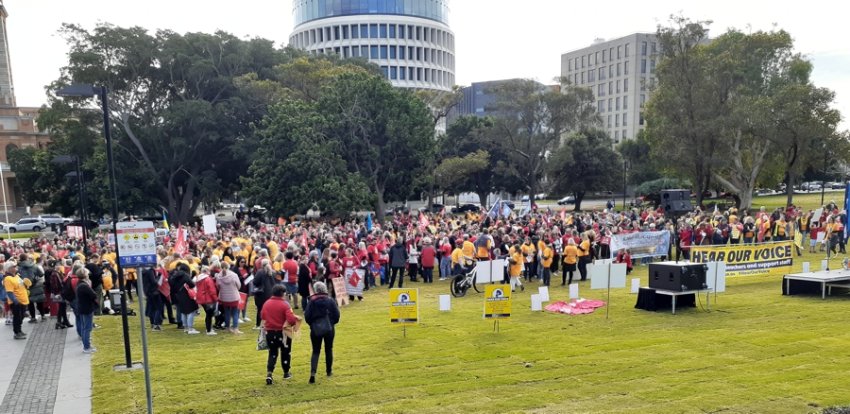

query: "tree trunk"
left=574, top=192, right=585, bottom=212
left=477, top=191, right=489, bottom=211
left=375, top=187, right=386, bottom=225
left=785, top=174, right=795, bottom=207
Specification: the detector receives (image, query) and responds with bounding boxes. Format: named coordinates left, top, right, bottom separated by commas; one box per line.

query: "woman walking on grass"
left=215, top=262, right=243, bottom=334
left=304, top=282, right=340, bottom=384
left=261, top=285, right=299, bottom=385
left=193, top=266, right=219, bottom=335
left=171, top=263, right=199, bottom=334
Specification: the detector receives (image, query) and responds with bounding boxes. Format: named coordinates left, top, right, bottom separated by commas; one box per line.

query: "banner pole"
left=606, top=263, right=611, bottom=320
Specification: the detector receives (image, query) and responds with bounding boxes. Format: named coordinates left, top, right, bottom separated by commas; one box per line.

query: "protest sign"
left=389, top=289, right=419, bottom=324
left=609, top=230, right=670, bottom=259
left=691, top=241, right=793, bottom=277
left=483, top=284, right=511, bottom=319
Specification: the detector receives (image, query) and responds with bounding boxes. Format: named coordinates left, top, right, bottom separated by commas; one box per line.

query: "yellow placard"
left=483, top=284, right=512, bottom=319
left=389, top=289, right=419, bottom=325
left=691, top=241, right=793, bottom=277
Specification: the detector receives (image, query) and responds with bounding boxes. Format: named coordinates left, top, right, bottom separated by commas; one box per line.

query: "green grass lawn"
left=0, top=231, right=38, bottom=240
left=750, top=190, right=844, bottom=212
left=91, top=248, right=850, bottom=414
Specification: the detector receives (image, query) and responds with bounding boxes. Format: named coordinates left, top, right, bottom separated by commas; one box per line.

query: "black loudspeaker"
left=661, top=189, right=693, bottom=214
left=649, top=262, right=708, bottom=292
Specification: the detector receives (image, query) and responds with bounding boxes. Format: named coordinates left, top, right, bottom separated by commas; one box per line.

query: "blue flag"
left=486, top=199, right=501, bottom=219
left=844, top=183, right=850, bottom=241
left=366, top=212, right=373, bottom=232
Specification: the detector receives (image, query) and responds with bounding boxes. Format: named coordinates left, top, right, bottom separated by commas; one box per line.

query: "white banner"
left=609, top=230, right=670, bottom=259
left=202, top=214, right=217, bottom=235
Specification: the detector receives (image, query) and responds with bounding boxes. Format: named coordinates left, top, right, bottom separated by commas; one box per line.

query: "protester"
left=3, top=261, right=28, bottom=340
left=75, top=267, right=98, bottom=353
left=171, top=263, right=199, bottom=334
left=304, top=281, right=340, bottom=384
left=261, top=285, right=299, bottom=385
left=387, top=239, right=407, bottom=288
left=252, top=259, right=276, bottom=328
left=216, top=262, right=243, bottom=334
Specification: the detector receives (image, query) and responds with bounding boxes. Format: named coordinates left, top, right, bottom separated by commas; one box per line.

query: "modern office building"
left=560, top=33, right=658, bottom=144
left=0, top=1, right=52, bottom=212
left=448, top=79, right=550, bottom=125
left=288, top=0, right=455, bottom=92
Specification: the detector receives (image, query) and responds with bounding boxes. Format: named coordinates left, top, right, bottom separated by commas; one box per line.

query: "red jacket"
left=260, top=296, right=297, bottom=331
left=420, top=246, right=436, bottom=268
left=283, top=259, right=298, bottom=284
left=194, top=274, right=218, bottom=305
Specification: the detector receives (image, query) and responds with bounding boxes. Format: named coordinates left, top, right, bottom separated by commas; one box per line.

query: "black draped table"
left=635, top=287, right=700, bottom=314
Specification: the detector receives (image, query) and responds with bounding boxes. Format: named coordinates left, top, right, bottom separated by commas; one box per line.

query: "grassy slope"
left=91, top=244, right=850, bottom=414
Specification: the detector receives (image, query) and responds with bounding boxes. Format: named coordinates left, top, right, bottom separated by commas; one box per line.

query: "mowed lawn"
left=90, top=246, right=850, bottom=414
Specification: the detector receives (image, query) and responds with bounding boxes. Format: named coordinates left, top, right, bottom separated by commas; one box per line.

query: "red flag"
left=174, top=226, right=187, bottom=256
left=419, top=212, right=429, bottom=231
left=301, top=232, right=308, bottom=249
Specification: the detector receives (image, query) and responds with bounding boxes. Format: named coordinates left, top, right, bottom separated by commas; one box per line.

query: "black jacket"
left=388, top=242, right=407, bottom=268
left=85, top=263, right=104, bottom=290
left=297, top=263, right=312, bottom=297
left=141, top=267, right=160, bottom=299
left=170, top=270, right=198, bottom=314
left=304, top=294, right=340, bottom=328
left=76, top=282, right=99, bottom=314
left=252, top=269, right=275, bottom=302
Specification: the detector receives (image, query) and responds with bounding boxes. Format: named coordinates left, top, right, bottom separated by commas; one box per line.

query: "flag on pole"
left=174, top=226, right=187, bottom=255
left=501, top=201, right=512, bottom=218
left=486, top=199, right=501, bottom=219
left=162, top=209, right=170, bottom=231
left=419, top=211, right=430, bottom=232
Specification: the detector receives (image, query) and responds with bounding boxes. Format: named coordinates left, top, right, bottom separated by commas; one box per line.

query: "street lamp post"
left=52, top=155, right=89, bottom=255
left=622, top=159, right=629, bottom=211
left=57, top=84, right=132, bottom=368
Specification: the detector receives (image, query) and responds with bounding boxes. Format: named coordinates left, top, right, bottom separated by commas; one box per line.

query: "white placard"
left=590, top=263, right=609, bottom=290
left=530, top=294, right=542, bottom=311
left=569, top=283, right=579, bottom=299
left=813, top=208, right=824, bottom=224
left=610, top=263, right=627, bottom=288
left=817, top=232, right=826, bottom=243
left=202, top=214, right=217, bottom=235
left=802, top=262, right=810, bottom=273
left=474, top=259, right=506, bottom=283
left=438, top=294, right=451, bottom=311
left=538, top=286, right=550, bottom=302
left=631, top=278, right=640, bottom=293
left=705, top=262, right=727, bottom=293
left=596, top=258, right=614, bottom=265
left=822, top=260, right=829, bottom=271
left=66, top=225, right=83, bottom=239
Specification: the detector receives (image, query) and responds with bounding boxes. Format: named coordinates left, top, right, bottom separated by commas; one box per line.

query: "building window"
left=607, top=115, right=612, bottom=128
left=588, top=70, right=595, bottom=82
left=569, top=60, right=573, bottom=71
left=616, top=97, right=621, bottom=110
left=617, top=63, right=621, bottom=76
left=381, top=66, right=388, bottom=78
left=641, top=41, right=647, bottom=56
left=623, top=98, right=628, bottom=110
left=640, top=94, right=646, bottom=107
left=360, top=25, right=369, bottom=38
left=615, top=130, right=620, bottom=139
left=623, top=131, right=628, bottom=140
left=581, top=56, right=586, bottom=68
left=399, top=46, right=405, bottom=59
left=609, top=65, right=613, bottom=78
left=390, top=46, right=397, bottom=59
left=608, top=98, right=612, bottom=110
left=400, top=66, right=406, bottom=80
left=334, top=26, right=340, bottom=40
left=380, top=45, right=388, bottom=59
left=625, top=43, right=630, bottom=57
left=598, top=67, right=605, bottom=80
left=342, top=26, right=349, bottom=39
left=574, top=74, right=578, bottom=85
left=580, top=72, right=585, bottom=84
left=624, top=60, right=629, bottom=75
left=390, top=66, right=398, bottom=80
left=351, top=25, right=359, bottom=39
left=370, top=45, right=379, bottom=59
left=651, top=42, right=657, bottom=54
left=623, top=114, right=628, bottom=126
left=370, top=24, right=378, bottom=38
left=602, top=49, right=607, bottom=63
left=617, top=45, right=622, bottom=59
left=641, top=59, right=647, bottom=74
left=641, top=78, right=647, bottom=91
left=389, top=24, right=396, bottom=38
left=608, top=81, right=613, bottom=95
left=399, top=25, right=406, bottom=39
left=343, top=46, right=349, bottom=57
left=416, top=26, right=422, bottom=40
left=598, top=100, right=605, bottom=113
left=615, top=114, right=620, bottom=127
left=595, top=51, right=599, bottom=65
left=598, top=84, right=605, bottom=96
left=650, top=59, right=656, bottom=74
left=639, top=112, right=645, bottom=125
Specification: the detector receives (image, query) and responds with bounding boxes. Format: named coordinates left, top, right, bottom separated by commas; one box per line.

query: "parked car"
left=557, top=196, right=576, bottom=205
left=520, top=194, right=547, bottom=202
left=829, top=181, right=846, bottom=189
left=451, top=204, right=481, bottom=214
left=384, top=205, right=409, bottom=216
left=1, top=218, right=46, bottom=233
left=419, top=203, right=445, bottom=214
left=35, top=214, right=70, bottom=226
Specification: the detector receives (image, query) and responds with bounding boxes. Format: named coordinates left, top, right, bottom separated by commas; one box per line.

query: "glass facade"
left=294, top=0, right=450, bottom=27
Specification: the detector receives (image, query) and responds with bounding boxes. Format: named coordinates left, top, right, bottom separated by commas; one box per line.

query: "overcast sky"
left=5, top=0, right=848, bottom=128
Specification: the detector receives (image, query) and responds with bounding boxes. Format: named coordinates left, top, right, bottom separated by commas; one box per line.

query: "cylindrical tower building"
left=289, top=0, right=455, bottom=91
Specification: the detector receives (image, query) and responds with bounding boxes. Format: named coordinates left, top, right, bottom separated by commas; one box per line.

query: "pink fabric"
left=544, top=299, right=606, bottom=315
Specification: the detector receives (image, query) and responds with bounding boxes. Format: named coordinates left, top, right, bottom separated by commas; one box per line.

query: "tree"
left=414, top=86, right=462, bottom=209
left=47, top=24, right=287, bottom=224
left=646, top=17, right=720, bottom=207
left=617, top=130, right=661, bottom=186
left=490, top=78, right=597, bottom=202
left=241, top=100, right=371, bottom=217
left=434, top=150, right=490, bottom=199
left=547, top=129, right=622, bottom=211
left=319, top=72, right=435, bottom=222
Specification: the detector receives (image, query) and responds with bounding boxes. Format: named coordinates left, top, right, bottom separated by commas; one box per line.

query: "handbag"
left=256, top=329, right=268, bottom=351
left=311, top=313, right=333, bottom=336
left=184, top=284, right=197, bottom=301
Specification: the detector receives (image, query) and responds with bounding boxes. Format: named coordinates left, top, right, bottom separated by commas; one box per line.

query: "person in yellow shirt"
left=562, top=239, right=579, bottom=285
left=475, top=230, right=492, bottom=260
left=461, top=235, right=475, bottom=260
left=3, top=261, right=30, bottom=339
left=577, top=233, right=591, bottom=281
left=540, top=240, right=554, bottom=287
left=520, top=238, right=536, bottom=281
left=508, top=242, right=524, bottom=292
left=451, top=243, right=466, bottom=276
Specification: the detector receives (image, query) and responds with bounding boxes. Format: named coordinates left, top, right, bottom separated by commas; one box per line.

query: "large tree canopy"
left=42, top=23, right=290, bottom=224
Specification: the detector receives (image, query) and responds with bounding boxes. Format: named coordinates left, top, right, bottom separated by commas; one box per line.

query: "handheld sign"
left=116, top=221, right=157, bottom=267
left=389, top=289, right=419, bottom=325
left=483, top=284, right=512, bottom=319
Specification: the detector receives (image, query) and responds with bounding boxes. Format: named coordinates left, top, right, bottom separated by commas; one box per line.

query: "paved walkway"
left=0, top=313, right=92, bottom=414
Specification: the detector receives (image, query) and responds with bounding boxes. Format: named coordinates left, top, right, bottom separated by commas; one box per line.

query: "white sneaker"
left=238, top=318, right=244, bottom=323
left=206, top=330, right=218, bottom=336
left=252, top=326, right=262, bottom=330
left=187, top=329, right=200, bottom=335
left=243, top=317, right=251, bottom=322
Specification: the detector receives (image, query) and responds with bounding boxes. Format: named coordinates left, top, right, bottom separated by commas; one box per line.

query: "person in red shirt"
left=438, top=237, right=453, bottom=281
left=283, top=252, right=300, bottom=309
left=420, top=237, right=437, bottom=283
left=260, top=285, right=299, bottom=385
left=615, top=249, right=633, bottom=274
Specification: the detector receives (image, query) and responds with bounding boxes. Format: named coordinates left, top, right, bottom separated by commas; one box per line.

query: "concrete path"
left=0, top=312, right=91, bottom=414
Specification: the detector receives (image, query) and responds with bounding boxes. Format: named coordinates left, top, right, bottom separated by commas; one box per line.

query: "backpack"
left=61, top=275, right=79, bottom=301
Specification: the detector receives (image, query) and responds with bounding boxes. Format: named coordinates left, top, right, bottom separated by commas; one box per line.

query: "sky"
left=4, top=0, right=848, bottom=128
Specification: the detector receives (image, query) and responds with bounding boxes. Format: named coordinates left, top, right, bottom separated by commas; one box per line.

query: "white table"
left=652, top=288, right=711, bottom=314
left=784, top=270, right=850, bottom=299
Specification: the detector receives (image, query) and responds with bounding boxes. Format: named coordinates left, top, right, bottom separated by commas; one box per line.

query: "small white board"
left=569, top=283, right=579, bottom=299
left=802, top=262, right=810, bottom=273
left=631, top=278, right=640, bottom=294
left=530, top=294, right=542, bottom=311
left=538, top=286, right=550, bottom=302
left=439, top=294, right=451, bottom=311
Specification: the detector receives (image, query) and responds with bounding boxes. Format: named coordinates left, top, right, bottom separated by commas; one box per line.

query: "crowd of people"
left=1, top=198, right=846, bottom=382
